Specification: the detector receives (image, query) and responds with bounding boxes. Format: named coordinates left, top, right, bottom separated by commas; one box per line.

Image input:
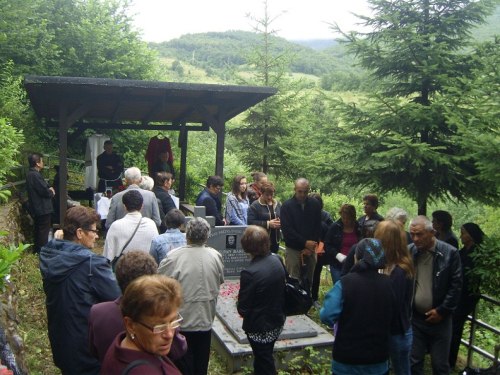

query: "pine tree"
left=323, top=0, right=500, bottom=215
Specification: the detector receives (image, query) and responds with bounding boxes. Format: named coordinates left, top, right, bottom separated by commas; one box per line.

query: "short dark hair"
left=104, top=140, right=113, bottom=146
left=155, top=171, right=173, bottom=187
left=363, top=194, right=379, bottom=208
left=260, top=181, right=275, bottom=195
left=309, top=192, right=324, bottom=210
left=206, top=175, right=224, bottom=189
left=62, top=206, right=101, bottom=241
left=251, top=171, right=267, bottom=183
left=241, top=226, right=270, bottom=257
left=122, top=190, right=143, bottom=212
left=115, top=250, right=158, bottom=294
left=166, top=209, right=185, bottom=229
left=432, top=210, right=453, bottom=232
left=28, top=152, right=43, bottom=167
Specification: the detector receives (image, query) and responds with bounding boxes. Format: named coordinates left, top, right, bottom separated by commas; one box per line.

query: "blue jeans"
left=330, top=265, right=342, bottom=285
left=390, top=328, right=412, bottom=375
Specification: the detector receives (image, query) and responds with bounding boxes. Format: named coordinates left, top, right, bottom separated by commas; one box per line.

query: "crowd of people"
left=27, top=148, right=485, bottom=375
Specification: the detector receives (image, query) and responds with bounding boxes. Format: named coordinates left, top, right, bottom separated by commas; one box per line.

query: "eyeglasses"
left=136, top=313, right=183, bottom=334
left=84, top=228, right=99, bottom=234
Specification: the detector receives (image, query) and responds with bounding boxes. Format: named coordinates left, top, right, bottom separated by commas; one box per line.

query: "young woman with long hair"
left=375, top=220, right=415, bottom=375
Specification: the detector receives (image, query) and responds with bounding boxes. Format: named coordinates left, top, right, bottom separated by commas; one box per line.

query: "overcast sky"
left=129, top=0, right=372, bottom=43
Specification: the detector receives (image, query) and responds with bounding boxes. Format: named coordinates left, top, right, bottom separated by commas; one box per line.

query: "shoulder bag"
left=111, top=217, right=142, bottom=271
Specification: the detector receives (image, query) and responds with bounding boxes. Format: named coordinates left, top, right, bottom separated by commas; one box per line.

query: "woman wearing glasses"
left=39, top=206, right=121, bottom=375
left=101, top=274, right=184, bottom=374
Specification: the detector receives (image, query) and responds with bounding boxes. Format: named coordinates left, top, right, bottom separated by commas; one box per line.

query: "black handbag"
left=276, top=253, right=313, bottom=316
left=459, top=344, right=500, bottom=375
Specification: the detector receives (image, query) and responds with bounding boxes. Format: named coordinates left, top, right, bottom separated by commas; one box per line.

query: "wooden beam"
left=215, top=106, right=226, bottom=178
left=179, top=123, right=188, bottom=201
left=58, top=103, right=69, bottom=224
left=66, top=102, right=92, bottom=130
left=192, top=103, right=219, bottom=131
left=45, top=121, right=209, bottom=131
left=141, top=102, right=164, bottom=126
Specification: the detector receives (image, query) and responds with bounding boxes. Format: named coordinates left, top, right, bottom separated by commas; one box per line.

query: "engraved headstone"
left=206, top=226, right=250, bottom=277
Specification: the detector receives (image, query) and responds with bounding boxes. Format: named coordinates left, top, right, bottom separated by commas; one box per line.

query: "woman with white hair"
left=386, top=207, right=413, bottom=244
left=157, top=217, right=224, bottom=375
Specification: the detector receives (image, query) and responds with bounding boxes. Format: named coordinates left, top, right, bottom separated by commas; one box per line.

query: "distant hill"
left=291, top=39, right=338, bottom=50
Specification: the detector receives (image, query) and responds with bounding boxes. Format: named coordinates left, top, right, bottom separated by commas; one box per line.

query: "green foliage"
left=468, top=235, right=500, bottom=299
left=0, top=117, right=24, bottom=184
left=0, top=231, right=29, bottom=292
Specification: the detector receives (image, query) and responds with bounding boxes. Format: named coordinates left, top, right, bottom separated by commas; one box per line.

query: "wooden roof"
left=24, top=75, right=277, bottom=130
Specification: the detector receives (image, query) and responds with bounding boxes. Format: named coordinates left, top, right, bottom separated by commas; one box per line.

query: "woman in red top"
left=101, top=275, right=183, bottom=375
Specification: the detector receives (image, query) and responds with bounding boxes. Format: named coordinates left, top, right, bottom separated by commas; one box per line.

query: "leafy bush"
left=0, top=231, right=29, bottom=291
left=468, top=235, right=500, bottom=299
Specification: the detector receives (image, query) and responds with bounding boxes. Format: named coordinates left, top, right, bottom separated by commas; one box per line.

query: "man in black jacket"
left=26, top=152, right=55, bottom=253
left=409, top=215, right=462, bottom=375
left=280, top=178, right=321, bottom=291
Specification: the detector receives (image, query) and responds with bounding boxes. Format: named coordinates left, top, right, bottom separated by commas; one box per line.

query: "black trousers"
left=34, top=214, right=51, bottom=254
left=175, top=330, right=211, bottom=375
left=449, top=295, right=480, bottom=368
left=311, top=253, right=325, bottom=301
left=248, top=336, right=277, bottom=375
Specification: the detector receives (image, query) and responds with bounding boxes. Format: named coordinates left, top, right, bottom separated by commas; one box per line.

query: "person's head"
left=231, top=174, right=247, bottom=198
left=62, top=206, right=101, bottom=248
left=363, top=194, right=379, bottom=216
left=115, top=250, right=158, bottom=294
left=375, top=220, right=415, bottom=278
left=251, top=172, right=267, bottom=188
left=139, top=176, right=154, bottom=191
left=121, top=275, right=183, bottom=357
left=461, top=223, right=485, bottom=248
left=206, top=175, right=224, bottom=195
left=294, top=178, right=310, bottom=204
left=122, top=190, right=143, bottom=213
left=241, top=226, right=270, bottom=258
left=431, top=210, right=453, bottom=232
left=409, top=216, right=435, bottom=251
left=159, top=150, right=170, bottom=163
left=165, top=209, right=185, bottom=230
left=351, top=238, right=387, bottom=272
left=124, top=167, right=142, bottom=185
left=186, top=217, right=211, bottom=245
left=103, top=140, right=114, bottom=154
left=361, top=220, right=379, bottom=239
left=28, top=152, right=44, bottom=170
left=260, top=182, right=276, bottom=204
left=155, top=172, right=173, bottom=191
left=338, top=204, right=356, bottom=227
left=309, top=193, right=323, bottom=210
left=385, top=207, right=409, bottom=226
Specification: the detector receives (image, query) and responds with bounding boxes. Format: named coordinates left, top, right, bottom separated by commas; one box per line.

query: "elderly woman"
left=320, top=238, right=395, bottom=375
left=324, top=204, right=360, bottom=284
left=376, top=220, right=415, bottom=375
left=237, top=226, right=286, bottom=375
left=153, top=172, right=176, bottom=233
left=88, top=250, right=187, bottom=364
left=386, top=207, right=413, bottom=244
left=158, top=217, right=224, bottom=375
left=40, top=206, right=120, bottom=375
left=247, top=181, right=281, bottom=253
left=139, top=175, right=154, bottom=191
left=225, top=174, right=250, bottom=225
left=100, top=275, right=183, bottom=374
left=449, top=222, right=485, bottom=369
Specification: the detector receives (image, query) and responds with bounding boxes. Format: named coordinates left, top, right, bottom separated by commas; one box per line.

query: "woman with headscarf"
left=320, top=238, right=395, bottom=375
left=449, top=222, right=485, bottom=369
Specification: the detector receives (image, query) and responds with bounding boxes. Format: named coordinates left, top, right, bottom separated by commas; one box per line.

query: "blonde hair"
left=375, top=220, right=415, bottom=279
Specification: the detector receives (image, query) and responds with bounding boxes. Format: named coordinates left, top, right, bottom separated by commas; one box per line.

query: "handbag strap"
left=121, top=359, right=159, bottom=375
left=273, top=253, right=291, bottom=280
left=119, top=217, right=142, bottom=256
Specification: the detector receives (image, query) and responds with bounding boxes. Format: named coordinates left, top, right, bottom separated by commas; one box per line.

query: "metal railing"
left=464, top=294, right=500, bottom=367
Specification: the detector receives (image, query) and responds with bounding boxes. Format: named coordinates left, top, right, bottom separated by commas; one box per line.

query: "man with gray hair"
left=280, top=178, right=322, bottom=291
left=105, top=167, right=161, bottom=229
left=158, top=217, right=224, bottom=375
left=408, top=215, right=462, bottom=375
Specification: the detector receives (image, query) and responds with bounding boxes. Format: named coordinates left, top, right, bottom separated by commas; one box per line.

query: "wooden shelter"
left=24, top=75, right=277, bottom=222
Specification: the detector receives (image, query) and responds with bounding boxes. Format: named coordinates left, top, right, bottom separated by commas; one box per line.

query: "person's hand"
left=54, top=230, right=64, bottom=239
left=268, top=219, right=281, bottom=229
left=222, top=218, right=227, bottom=226
left=305, top=240, right=317, bottom=252
left=301, top=248, right=313, bottom=257
left=49, top=187, right=56, bottom=196
left=425, top=309, right=443, bottom=323
left=106, top=166, right=113, bottom=170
